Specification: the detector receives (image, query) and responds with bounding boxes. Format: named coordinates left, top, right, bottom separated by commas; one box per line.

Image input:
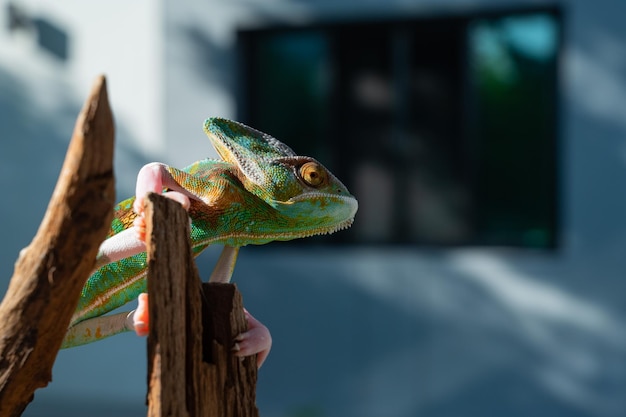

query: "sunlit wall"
left=0, top=1, right=625, bottom=416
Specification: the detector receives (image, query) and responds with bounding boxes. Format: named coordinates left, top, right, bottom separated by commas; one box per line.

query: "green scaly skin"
left=61, top=118, right=358, bottom=348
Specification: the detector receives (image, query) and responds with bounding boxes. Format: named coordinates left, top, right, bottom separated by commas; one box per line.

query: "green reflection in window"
left=253, top=31, right=330, bottom=157
left=468, top=13, right=559, bottom=248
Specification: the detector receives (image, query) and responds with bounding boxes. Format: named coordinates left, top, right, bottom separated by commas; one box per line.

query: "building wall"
left=163, top=2, right=626, bottom=415
left=0, top=0, right=625, bottom=416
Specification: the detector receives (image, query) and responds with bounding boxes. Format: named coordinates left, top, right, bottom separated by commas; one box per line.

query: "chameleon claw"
left=129, top=294, right=270, bottom=368
left=133, top=191, right=192, bottom=242
left=232, top=309, right=272, bottom=368
left=134, top=162, right=193, bottom=214
left=132, top=293, right=150, bottom=336
left=132, top=196, right=146, bottom=218
left=133, top=216, right=147, bottom=242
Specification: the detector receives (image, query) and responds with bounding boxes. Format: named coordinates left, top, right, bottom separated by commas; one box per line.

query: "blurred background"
left=0, top=0, right=625, bottom=416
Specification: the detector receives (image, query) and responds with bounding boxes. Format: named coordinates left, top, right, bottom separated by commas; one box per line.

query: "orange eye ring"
left=299, top=161, right=327, bottom=187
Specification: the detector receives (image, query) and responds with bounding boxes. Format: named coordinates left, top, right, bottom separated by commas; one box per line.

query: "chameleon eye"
left=299, top=161, right=328, bottom=187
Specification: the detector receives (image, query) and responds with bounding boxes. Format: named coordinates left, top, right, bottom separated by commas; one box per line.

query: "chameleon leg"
left=208, top=245, right=240, bottom=283
left=95, top=228, right=146, bottom=268
left=61, top=311, right=134, bottom=348
left=127, top=247, right=271, bottom=367
left=129, top=290, right=272, bottom=367
left=132, top=162, right=195, bottom=241
left=207, top=246, right=272, bottom=366
left=133, top=162, right=194, bottom=215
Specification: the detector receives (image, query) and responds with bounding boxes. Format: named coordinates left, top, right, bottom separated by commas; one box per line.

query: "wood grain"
left=0, top=75, right=115, bottom=417
left=144, top=193, right=258, bottom=417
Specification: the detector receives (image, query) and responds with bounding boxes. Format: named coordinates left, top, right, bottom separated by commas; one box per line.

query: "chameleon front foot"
left=132, top=161, right=195, bottom=241
left=131, top=293, right=271, bottom=368
left=133, top=190, right=191, bottom=241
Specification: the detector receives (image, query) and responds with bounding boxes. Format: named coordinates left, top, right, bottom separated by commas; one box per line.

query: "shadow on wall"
left=231, top=247, right=626, bottom=417
left=10, top=2, right=626, bottom=417
left=0, top=68, right=73, bottom=292
left=0, top=68, right=146, bottom=295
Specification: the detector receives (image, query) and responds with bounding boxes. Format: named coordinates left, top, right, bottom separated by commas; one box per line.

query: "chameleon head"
left=204, top=118, right=358, bottom=240
left=266, top=155, right=358, bottom=238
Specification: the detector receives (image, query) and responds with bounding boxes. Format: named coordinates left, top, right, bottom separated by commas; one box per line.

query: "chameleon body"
left=61, top=117, right=357, bottom=350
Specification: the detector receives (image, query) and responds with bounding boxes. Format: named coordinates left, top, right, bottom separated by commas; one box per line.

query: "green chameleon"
left=61, top=117, right=358, bottom=366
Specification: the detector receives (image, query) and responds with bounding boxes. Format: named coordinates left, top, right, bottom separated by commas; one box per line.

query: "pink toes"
left=133, top=293, right=149, bottom=336
left=232, top=309, right=272, bottom=368
left=133, top=192, right=191, bottom=242
left=132, top=296, right=271, bottom=368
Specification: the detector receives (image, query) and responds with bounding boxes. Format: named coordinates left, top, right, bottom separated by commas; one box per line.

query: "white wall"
left=1, top=0, right=625, bottom=416
left=2, top=0, right=165, bottom=154
left=0, top=0, right=165, bottom=290
left=161, top=1, right=626, bottom=416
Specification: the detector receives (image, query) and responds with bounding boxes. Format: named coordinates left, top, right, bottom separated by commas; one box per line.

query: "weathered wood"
left=144, top=193, right=258, bottom=417
left=0, top=75, right=115, bottom=417
left=145, top=193, right=200, bottom=417
left=201, top=283, right=259, bottom=417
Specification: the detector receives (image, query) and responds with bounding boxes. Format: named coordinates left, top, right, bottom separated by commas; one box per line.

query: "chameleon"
left=61, top=117, right=358, bottom=367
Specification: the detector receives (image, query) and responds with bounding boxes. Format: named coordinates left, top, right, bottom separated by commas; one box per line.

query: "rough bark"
left=200, top=283, right=259, bottom=417
left=144, top=193, right=258, bottom=417
left=145, top=193, right=198, bottom=417
left=0, top=75, right=115, bottom=417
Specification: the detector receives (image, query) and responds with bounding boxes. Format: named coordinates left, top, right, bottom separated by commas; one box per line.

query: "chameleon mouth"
left=288, top=192, right=358, bottom=213
left=284, top=192, right=358, bottom=236
left=295, top=216, right=355, bottom=239
left=196, top=214, right=356, bottom=247
left=329, top=216, right=355, bottom=233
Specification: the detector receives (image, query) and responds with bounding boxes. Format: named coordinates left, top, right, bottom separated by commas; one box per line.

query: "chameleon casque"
left=61, top=117, right=358, bottom=367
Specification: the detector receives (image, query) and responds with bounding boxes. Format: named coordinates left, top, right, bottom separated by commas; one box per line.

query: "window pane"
left=468, top=13, right=559, bottom=248
left=237, top=8, right=561, bottom=248
left=248, top=31, right=330, bottom=158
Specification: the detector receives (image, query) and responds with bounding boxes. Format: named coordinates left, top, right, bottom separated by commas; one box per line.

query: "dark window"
left=237, top=6, right=561, bottom=248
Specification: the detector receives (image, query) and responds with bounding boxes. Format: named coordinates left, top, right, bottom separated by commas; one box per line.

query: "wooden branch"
left=145, top=193, right=199, bottom=416
left=144, top=193, right=258, bottom=417
left=0, top=75, right=115, bottom=417
left=201, top=283, right=259, bottom=417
